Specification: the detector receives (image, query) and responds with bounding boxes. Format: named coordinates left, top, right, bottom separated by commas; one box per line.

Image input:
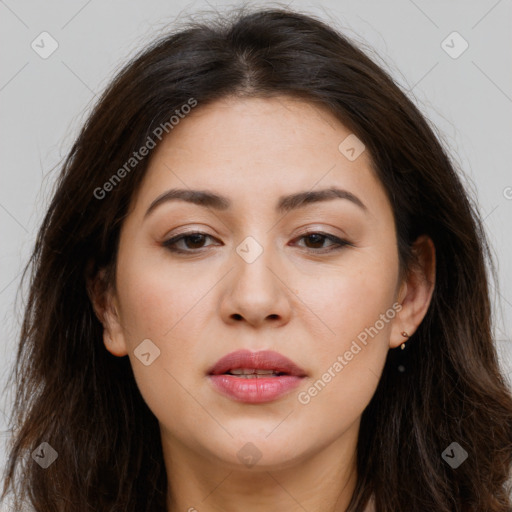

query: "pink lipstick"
left=207, top=349, right=307, bottom=403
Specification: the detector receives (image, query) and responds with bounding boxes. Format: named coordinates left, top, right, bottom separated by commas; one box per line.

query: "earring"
left=400, top=331, right=410, bottom=350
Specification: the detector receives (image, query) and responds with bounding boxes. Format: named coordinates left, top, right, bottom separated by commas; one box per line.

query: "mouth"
left=207, top=349, right=307, bottom=377
left=206, top=349, right=307, bottom=403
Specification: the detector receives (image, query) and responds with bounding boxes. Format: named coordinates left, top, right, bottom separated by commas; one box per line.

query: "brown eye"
left=162, top=230, right=352, bottom=255
left=162, top=232, right=219, bottom=253
left=303, top=233, right=327, bottom=248
left=294, top=232, right=352, bottom=253
left=182, top=233, right=208, bottom=249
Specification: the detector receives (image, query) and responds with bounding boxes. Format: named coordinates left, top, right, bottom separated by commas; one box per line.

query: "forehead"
left=132, top=95, right=391, bottom=220
left=152, top=95, right=362, bottom=169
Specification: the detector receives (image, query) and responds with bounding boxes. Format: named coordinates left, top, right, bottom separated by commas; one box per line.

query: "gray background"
left=1, top=0, right=511, bottom=493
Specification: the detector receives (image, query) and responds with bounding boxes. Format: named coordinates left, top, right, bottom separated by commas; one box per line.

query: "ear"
left=390, top=234, right=436, bottom=349
left=86, top=267, right=129, bottom=357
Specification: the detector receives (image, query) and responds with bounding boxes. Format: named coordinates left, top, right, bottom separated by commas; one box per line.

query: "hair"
left=2, top=5, right=512, bottom=512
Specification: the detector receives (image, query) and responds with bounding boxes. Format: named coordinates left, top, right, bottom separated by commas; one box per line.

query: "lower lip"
left=208, top=374, right=304, bottom=403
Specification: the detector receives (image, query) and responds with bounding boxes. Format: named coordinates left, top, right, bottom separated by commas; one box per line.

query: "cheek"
left=297, top=356, right=384, bottom=437
left=115, top=252, right=205, bottom=342
left=294, top=248, right=398, bottom=414
left=113, top=253, right=216, bottom=424
left=301, top=252, right=399, bottom=351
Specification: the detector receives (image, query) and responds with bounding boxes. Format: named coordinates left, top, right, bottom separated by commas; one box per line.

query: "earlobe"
left=390, top=235, right=436, bottom=349
left=102, top=335, right=128, bottom=358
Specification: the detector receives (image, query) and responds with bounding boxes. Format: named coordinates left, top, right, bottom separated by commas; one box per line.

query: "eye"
left=162, top=230, right=352, bottom=255
left=293, top=231, right=352, bottom=253
left=162, top=232, right=220, bottom=254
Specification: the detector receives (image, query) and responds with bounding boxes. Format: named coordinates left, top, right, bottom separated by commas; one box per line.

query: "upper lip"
left=207, top=349, right=307, bottom=377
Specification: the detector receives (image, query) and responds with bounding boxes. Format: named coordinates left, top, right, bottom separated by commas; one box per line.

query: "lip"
left=207, top=349, right=307, bottom=404
left=207, top=349, right=307, bottom=377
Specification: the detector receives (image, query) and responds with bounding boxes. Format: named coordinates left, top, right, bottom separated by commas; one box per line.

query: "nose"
left=219, top=240, right=293, bottom=328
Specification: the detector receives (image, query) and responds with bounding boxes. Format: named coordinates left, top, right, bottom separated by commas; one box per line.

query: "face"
left=98, top=95, right=433, bottom=471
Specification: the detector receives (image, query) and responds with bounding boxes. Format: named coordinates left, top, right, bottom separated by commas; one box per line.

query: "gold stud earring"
left=400, top=331, right=410, bottom=349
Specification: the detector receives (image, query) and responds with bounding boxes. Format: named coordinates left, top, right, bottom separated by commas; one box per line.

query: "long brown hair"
left=2, top=6, right=512, bottom=511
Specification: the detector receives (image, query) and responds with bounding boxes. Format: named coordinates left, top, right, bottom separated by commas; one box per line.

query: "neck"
left=162, top=420, right=360, bottom=512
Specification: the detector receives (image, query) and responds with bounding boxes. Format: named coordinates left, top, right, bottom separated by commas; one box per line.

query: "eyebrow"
left=144, top=186, right=367, bottom=218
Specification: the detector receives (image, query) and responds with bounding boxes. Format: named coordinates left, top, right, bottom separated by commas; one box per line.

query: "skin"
left=92, top=95, right=435, bottom=512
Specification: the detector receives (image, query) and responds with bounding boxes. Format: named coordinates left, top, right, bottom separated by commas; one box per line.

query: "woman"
left=2, top=6, right=512, bottom=512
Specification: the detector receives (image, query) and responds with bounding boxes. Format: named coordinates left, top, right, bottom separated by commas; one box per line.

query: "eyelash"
left=161, top=231, right=353, bottom=255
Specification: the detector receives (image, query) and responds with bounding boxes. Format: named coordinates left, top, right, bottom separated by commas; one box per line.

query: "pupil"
left=306, top=234, right=324, bottom=248
left=186, top=234, right=205, bottom=248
